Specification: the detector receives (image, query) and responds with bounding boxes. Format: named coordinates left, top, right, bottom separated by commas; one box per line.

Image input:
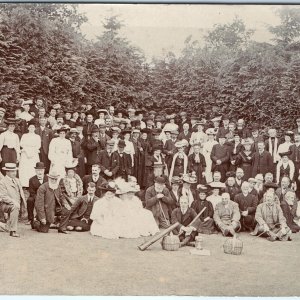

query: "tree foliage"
left=0, top=4, right=299, bottom=132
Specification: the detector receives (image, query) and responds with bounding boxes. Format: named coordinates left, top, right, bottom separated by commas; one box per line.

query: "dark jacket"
left=171, top=207, right=198, bottom=234
left=28, top=175, right=48, bottom=200
left=85, top=137, right=102, bottom=166
left=145, top=185, right=173, bottom=225
left=98, top=150, right=120, bottom=179
left=68, top=194, right=100, bottom=220
left=35, top=126, right=54, bottom=155
left=35, top=182, right=69, bottom=223
left=114, top=151, right=132, bottom=180
left=234, top=192, right=259, bottom=215
left=251, top=150, right=273, bottom=177
left=82, top=175, right=107, bottom=198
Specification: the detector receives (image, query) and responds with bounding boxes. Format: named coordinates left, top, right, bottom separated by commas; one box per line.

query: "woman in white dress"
left=94, top=109, right=108, bottom=127
left=90, top=182, right=122, bottom=239
left=19, top=120, right=41, bottom=187
left=202, top=128, right=218, bottom=183
left=277, top=131, right=294, bottom=155
left=111, top=127, right=121, bottom=152
left=206, top=182, right=225, bottom=210
left=189, top=121, right=208, bottom=155
left=162, top=114, right=179, bottom=134
left=48, top=126, right=73, bottom=178
left=116, top=179, right=159, bottom=238
left=122, top=130, right=135, bottom=167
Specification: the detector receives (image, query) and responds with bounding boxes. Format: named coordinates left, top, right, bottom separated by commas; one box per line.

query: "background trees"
left=0, top=4, right=299, bottom=131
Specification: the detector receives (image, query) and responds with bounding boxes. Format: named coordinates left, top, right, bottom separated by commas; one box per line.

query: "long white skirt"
left=19, top=152, right=39, bottom=187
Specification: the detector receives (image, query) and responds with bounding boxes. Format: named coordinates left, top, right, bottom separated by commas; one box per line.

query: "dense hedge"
left=0, top=4, right=300, bottom=133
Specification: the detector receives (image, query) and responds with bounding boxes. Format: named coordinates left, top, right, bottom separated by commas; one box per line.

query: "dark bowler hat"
left=91, top=127, right=99, bottom=133
left=131, top=120, right=141, bottom=127
left=75, top=120, right=86, bottom=127
left=34, top=162, right=46, bottom=169
left=226, top=171, right=236, bottom=178
left=152, top=128, right=162, bottom=135
left=122, top=129, right=132, bottom=135
left=118, top=140, right=126, bottom=148
left=264, top=182, right=279, bottom=189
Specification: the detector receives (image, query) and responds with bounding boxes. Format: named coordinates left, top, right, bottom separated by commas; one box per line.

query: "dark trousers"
left=241, top=215, right=256, bottom=231
left=39, top=148, right=50, bottom=173
left=35, top=207, right=69, bottom=233
left=67, top=219, right=91, bottom=231
left=27, top=197, right=35, bottom=222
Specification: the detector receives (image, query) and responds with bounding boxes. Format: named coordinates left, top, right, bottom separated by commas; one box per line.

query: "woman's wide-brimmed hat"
left=99, top=182, right=117, bottom=193
left=205, top=128, right=216, bottom=135
left=2, top=163, right=18, bottom=171
left=279, top=151, right=291, bottom=157
left=182, top=174, right=197, bottom=184
left=65, top=160, right=78, bottom=170
left=56, top=125, right=70, bottom=133
left=166, top=113, right=176, bottom=120
left=208, top=182, right=226, bottom=189
left=97, top=109, right=108, bottom=114
left=175, top=140, right=186, bottom=148
left=197, top=184, right=209, bottom=194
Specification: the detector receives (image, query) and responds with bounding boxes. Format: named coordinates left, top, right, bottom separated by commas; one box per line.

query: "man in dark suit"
left=83, top=113, right=96, bottom=136
left=234, top=181, right=259, bottom=231
left=35, top=116, right=54, bottom=173
left=27, top=162, right=48, bottom=227
left=34, top=170, right=70, bottom=234
left=98, top=140, right=120, bottom=180
left=289, top=132, right=300, bottom=198
left=252, top=141, right=273, bottom=177
left=98, top=123, right=111, bottom=150
left=114, top=140, right=132, bottom=181
left=145, top=176, right=173, bottom=228
left=85, top=127, right=102, bottom=174
left=59, top=182, right=99, bottom=232
left=211, top=133, right=230, bottom=182
left=171, top=196, right=199, bottom=247
left=82, top=164, right=107, bottom=198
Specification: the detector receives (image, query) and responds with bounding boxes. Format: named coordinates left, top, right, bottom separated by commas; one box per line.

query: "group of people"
left=0, top=99, right=299, bottom=246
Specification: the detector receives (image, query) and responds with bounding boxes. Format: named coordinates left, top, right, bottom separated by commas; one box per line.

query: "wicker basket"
left=223, top=236, right=243, bottom=255
left=162, top=234, right=180, bottom=251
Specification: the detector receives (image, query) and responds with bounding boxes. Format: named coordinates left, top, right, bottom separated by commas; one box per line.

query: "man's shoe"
left=9, top=231, right=20, bottom=238
left=58, top=229, right=70, bottom=234
left=267, top=236, right=277, bottom=242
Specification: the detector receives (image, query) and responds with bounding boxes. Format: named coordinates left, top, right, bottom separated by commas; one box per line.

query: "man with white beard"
left=34, top=170, right=70, bottom=233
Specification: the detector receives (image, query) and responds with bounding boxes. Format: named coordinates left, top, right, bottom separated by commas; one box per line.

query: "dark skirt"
left=1, top=146, right=17, bottom=174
